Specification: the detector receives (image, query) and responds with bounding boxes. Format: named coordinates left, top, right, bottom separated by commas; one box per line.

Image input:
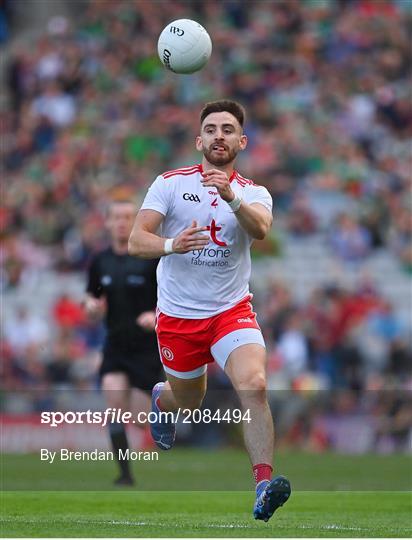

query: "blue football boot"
left=150, top=382, right=176, bottom=450
left=253, top=475, right=291, bottom=522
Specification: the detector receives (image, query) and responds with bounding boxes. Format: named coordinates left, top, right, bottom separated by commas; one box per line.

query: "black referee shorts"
left=100, top=349, right=164, bottom=393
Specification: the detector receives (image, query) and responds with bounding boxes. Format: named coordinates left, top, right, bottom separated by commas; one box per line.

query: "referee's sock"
left=109, top=421, right=134, bottom=483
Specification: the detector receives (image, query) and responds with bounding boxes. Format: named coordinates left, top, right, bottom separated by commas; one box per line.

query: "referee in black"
left=85, top=199, right=163, bottom=486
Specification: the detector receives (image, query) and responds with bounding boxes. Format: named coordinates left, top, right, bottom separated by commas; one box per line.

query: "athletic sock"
left=253, top=463, right=273, bottom=487
left=109, top=421, right=132, bottom=478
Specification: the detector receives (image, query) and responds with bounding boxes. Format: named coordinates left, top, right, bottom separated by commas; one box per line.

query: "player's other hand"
left=201, top=169, right=235, bottom=203
left=84, top=296, right=106, bottom=320
left=136, top=311, right=156, bottom=331
left=172, top=220, right=209, bottom=253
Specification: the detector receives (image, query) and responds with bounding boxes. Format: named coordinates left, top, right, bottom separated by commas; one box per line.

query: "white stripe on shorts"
left=163, top=363, right=208, bottom=379
left=211, top=328, right=265, bottom=370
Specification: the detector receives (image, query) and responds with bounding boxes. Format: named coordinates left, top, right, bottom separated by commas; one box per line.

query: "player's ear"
left=239, top=133, right=247, bottom=150
left=195, top=136, right=203, bottom=151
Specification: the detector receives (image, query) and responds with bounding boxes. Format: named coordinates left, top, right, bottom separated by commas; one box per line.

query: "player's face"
left=106, top=203, right=136, bottom=243
left=196, top=111, right=247, bottom=166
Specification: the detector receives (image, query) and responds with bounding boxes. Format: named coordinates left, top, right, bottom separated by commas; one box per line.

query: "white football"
left=157, top=19, right=212, bottom=74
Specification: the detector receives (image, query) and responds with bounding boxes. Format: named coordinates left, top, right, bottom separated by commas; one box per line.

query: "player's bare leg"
left=158, top=373, right=207, bottom=411
left=224, top=344, right=273, bottom=465
left=150, top=373, right=207, bottom=450
left=224, top=344, right=291, bottom=521
left=102, top=372, right=134, bottom=485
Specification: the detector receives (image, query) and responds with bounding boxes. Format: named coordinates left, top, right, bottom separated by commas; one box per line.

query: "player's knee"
left=237, top=371, right=267, bottom=393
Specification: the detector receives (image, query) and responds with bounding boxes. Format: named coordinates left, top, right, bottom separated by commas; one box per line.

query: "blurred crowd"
left=2, top=0, right=412, bottom=278
left=1, top=1, right=411, bottom=450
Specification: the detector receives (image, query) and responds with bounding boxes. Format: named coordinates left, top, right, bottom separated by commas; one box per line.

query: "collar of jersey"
left=198, top=164, right=237, bottom=183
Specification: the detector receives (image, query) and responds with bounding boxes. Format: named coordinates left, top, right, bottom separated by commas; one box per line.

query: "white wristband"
left=164, top=238, right=175, bottom=255
left=227, top=195, right=242, bottom=212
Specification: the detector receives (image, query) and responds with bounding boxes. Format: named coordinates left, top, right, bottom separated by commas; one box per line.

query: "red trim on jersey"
left=236, top=172, right=253, bottom=183
left=162, top=165, right=201, bottom=179
left=163, top=164, right=255, bottom=185
left=198, top=164, right=237, bottom=183
left=163, top=164, right=200, bottom=175
left=163, top=169, right=201, bottom=179
left=235, top=172, right=255, bottom=186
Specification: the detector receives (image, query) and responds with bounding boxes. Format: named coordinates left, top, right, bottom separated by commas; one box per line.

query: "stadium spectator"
left=276, top=309, right=309, bottom=380
left=52, top=293, right=85, bottom=329
left=31, top=80, right=76, bottom=127
left=286, top=192, right=317, bottom=237
left=3, top=305, right=49, bottom=356
left=329, top=213, right=372, bottom=263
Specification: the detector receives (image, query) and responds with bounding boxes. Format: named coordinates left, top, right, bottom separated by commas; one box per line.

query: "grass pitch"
left=2, top=490, right=411, bottom=537
left=1, top=449, right=411, bottom=537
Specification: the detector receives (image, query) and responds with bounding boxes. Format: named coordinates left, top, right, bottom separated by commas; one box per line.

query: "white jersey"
left=140, top=164, right=273, bottom=318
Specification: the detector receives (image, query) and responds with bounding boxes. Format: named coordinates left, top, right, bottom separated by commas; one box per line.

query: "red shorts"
left=156, top=296, right=263, bottom=378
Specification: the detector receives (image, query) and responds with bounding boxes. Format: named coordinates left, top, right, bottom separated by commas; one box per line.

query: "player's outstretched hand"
left=172, top=220, right=209, bottom=253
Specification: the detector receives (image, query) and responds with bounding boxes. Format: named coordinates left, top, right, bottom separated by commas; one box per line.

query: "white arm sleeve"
left=243, top=184, right=273, bottom=213
left=140, top=175, right=173, bottom=216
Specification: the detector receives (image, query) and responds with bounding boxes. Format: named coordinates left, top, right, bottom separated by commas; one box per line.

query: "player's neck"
left=112, top=240, right=128, bottom=255
left=201, top=158, right=235, bottom=177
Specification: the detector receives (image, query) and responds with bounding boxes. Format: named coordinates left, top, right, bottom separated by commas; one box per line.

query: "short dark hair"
left=200, top=100, right=245, bottom=128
